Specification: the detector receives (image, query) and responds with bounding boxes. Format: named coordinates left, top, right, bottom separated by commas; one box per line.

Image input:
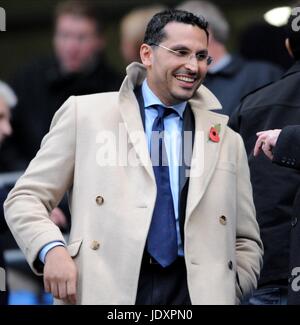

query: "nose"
left=185, top=54, right=198, bottom=71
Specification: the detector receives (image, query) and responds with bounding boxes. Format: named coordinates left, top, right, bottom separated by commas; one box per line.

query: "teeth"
left=176, top=76, right=195, bottom=82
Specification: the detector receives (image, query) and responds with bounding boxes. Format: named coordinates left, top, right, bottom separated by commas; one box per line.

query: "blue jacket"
left=204, top=55, right=283, bottom=116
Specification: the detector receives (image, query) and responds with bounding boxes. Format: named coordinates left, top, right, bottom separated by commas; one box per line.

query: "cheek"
left=78, top=44, right=97, bottom=58
left=200, top=66, right=208, bottom=78
left=153, top=65, right=166, bottom=82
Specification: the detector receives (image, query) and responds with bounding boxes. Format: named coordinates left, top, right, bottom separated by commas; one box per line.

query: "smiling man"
left=143, top=21, right=209, bottom=105
left=4, top=10, right=262, bottom=305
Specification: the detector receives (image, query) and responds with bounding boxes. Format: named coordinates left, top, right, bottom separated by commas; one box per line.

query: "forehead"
left=162, top=22, right=208, bottom=47
left=56, top=14, right=97, bottom=32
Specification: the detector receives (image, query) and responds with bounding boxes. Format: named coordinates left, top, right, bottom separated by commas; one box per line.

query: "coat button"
left=228, top=260, right=233, bottom=270
left=291, top=217, right=298, bottom=227
left=90, top=240, right=100, bottom=250
left=219, top=215, right=227, bottom=225
left=96, top=196, right=104, bottom=205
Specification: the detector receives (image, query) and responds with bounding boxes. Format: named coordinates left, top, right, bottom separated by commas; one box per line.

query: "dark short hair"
left=54, top=0, right=104, bottom=34
left=143, top=9, right=209, bottom=45
left=286, top=6, right=300, bottom=60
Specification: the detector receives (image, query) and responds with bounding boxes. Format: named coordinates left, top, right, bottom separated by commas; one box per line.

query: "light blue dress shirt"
left=39, top=241, right=65, bottom=263
left=39, top=79, right=187, bottom=263
left=142, top=79, right=186, bottom=256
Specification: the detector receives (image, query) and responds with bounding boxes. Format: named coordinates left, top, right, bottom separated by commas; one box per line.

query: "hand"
left=43, top=246, right=77, bottom=304
left=50, top=207, right=68, bottom=229
left=254, top=129, right=282, bottom=160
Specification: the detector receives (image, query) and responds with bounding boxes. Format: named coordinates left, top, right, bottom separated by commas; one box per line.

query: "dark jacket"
left=273, top=125, right=300, bottom=170
left=0, top=55, right=122, bottom=171
left=229, top=61, right=300, bottom=291
left=272, top=125, right=300, bottom=304
left=204, top=55, right=283, bottom=117
left=0, top=186, right=9, bottom=305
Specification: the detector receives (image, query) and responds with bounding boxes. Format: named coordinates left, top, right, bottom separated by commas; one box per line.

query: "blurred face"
left=121, top=38, right=141, bottom=64
left=0, top=98, right=12, bottom=144
left=140, top=22, right=209, bottom=106
left=54, top=14, right=104, bottom=73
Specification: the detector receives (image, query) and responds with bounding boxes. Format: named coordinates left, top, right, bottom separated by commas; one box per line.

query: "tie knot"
left=154, top=105, right=177, bottom=119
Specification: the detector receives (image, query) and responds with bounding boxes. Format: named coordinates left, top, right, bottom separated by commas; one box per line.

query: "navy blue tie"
left=147, top=105, right=178, bottom=267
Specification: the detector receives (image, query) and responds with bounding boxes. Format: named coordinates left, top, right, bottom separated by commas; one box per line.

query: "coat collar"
left=120, top=62, right=222, bottom=111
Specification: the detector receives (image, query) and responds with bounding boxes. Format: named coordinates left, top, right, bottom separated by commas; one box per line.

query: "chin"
left=174, top=90, right=196, bottom=102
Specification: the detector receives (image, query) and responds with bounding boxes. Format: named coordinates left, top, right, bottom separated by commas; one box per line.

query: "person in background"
left=176, top=0, right=283, bottom=116
left=229, top=5, right=300, bottom=304
left=4, top=10, right=262, bottom=305
left=120, top=4, right=167, bottom=64
left=0, top=0, right=122, bottom=172
left=0, top=80, right=69, bottom=305
left=0, top=81, right=16, bottom=305
left=254, top=127, right=300, bottom=305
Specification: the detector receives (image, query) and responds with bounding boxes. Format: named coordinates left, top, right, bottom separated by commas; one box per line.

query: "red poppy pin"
left=208, top=124, right=221, bottom=143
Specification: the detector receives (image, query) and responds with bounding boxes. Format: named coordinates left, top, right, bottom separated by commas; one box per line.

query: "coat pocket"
left=216, top=161, right=236, bottom=174
left=67, top=239, right=83, bottom=258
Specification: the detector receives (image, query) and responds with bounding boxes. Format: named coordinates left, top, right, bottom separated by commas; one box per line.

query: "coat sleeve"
left=273, top=125, right=300, bottom=170
left=235, top=133, right=264, bottom=302
left=4, top=96, right=77, bottom=275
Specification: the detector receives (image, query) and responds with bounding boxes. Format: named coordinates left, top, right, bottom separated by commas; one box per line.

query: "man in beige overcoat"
left=4, top=9, right=263, bottom=305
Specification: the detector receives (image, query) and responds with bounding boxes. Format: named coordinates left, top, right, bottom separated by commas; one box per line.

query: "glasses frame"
left=151, top=43, right=213, bottom=65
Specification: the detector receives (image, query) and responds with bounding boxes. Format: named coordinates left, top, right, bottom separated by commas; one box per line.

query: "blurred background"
left=0, top=0, right=295, bottom=80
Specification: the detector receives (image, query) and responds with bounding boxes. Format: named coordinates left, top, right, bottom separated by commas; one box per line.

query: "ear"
left=140, top=43, right=154, bottom=67
left=285, top=38, right=294, bottom=58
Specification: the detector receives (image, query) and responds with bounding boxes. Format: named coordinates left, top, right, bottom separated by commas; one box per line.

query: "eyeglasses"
left=151, top=43, right=213, bottom=65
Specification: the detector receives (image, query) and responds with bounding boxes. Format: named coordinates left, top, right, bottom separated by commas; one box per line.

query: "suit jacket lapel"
left=178, top=103, right=195, bottom=242
left=179, top=103, right=195, bottom=195
left=134, top=86, right=146, bottom=131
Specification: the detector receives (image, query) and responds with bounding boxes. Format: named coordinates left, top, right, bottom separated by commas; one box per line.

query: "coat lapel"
left=118, top=63, right=155, bottom=182
left=185, top=86, right=228, bottom=222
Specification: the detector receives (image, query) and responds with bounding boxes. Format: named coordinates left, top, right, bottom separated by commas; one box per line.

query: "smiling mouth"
left=175, top=74, right=197, bottom=84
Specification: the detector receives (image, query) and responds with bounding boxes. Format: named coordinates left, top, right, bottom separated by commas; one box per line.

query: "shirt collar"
left=141, top=79, right=186, bottom=119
